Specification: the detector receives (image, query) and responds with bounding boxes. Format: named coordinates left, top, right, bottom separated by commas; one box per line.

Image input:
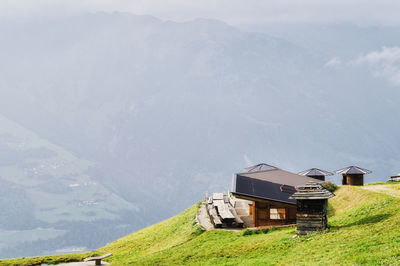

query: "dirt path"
left=52, top=262, right=109, bottom=265
left=362, top=185, right=400, bottom=198
left=196, top=202, right=214, bottom=230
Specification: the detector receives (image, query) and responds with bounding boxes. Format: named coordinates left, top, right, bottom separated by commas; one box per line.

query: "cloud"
left=2, top=0, right=400, bottom=26
left=354, top=47, right=400, bottom=87
left=243, top=154, right=253, bottom=167
left=325, top=57, right=343, bottom=68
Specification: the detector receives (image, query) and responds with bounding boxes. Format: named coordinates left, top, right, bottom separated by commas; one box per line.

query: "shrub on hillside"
left=241, top=228, right=270, bottom=236
left=322, top=181, right=338, bottom=192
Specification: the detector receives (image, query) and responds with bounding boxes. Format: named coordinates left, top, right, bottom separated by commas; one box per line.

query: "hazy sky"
left=2, top=0, right=400, bottom=26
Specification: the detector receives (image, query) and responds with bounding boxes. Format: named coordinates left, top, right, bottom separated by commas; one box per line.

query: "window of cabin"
left=270, top=208, right=286, bottom=220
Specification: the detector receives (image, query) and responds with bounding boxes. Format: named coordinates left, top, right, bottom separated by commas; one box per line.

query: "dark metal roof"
left=289, top=182, right=335, bottom=200
left=232, top=175, right=297, bottom=204
left=231, top=168, right=323, bottom=205
left=335, top=166, right=372, bottom=175
left=244, top=163, right=278, bottom=173
left=238, top=168, right=323, bottom=186
left=298, top=168, right=333, bottom=177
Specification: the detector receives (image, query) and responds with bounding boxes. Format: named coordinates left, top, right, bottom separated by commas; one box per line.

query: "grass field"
left=3, top=183, right=400, bottom=265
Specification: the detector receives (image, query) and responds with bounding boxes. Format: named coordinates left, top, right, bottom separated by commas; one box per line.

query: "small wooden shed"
left=335, top=166, right=372, bottom=186
left=289, top=182, right=335, bottom=235
left=298, top=168, right=333, bottom=181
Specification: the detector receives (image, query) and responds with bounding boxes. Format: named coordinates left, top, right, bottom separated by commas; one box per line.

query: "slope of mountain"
left=1, top=13, right=400, bottom=257
left=245, top=23, right=400, bottom=60
left=0, top=114, right=139, bottom=258
left=3, top=183, right=400, bottom=265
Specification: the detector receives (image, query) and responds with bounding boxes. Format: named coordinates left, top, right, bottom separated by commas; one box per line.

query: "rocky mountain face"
left=0, top=13, right=400, bottom=257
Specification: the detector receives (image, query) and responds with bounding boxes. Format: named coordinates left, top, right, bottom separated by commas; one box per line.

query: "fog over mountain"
left=1, top=13, right=400, bottom=258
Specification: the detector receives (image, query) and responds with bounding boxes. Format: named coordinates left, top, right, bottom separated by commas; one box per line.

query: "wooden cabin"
left=289, top=182, right=335, bottom=235
left=231, top=163, right=322, bottom=227
left=335, top=166, right=372, bottom=186
left=389, top=173, right=400, bottom=182
left=298, top=168, right=333, bottom=181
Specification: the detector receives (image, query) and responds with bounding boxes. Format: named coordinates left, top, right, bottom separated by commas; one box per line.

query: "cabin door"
left=342, top=175, right=347, bottom=185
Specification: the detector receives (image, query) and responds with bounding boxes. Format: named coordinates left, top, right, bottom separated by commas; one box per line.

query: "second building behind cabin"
left=231, top=163, right=322, bottom=227
left=335, top=166, right=372, bottom=186
left=298, top=168, right=333, bottom=181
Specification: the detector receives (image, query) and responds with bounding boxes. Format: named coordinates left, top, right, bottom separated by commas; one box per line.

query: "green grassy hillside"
left=3, top=184, right=400, bottom=265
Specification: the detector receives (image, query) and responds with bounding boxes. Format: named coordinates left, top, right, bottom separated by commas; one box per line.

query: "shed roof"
left=289, top=182, right=335, bottom=200
left=232, top=166, right=322, bottom=205
left=298, top=168, right=333, bottom=177
left=244, top=163, right=278, bottom=173
left=335, top=166, right=372, bottom=175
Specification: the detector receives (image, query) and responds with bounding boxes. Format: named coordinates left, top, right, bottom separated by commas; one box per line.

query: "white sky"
left=2, top=0, right=400, bottom=26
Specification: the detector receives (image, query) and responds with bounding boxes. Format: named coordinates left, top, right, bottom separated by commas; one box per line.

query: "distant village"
left=200, top=163, right=385, bottom=235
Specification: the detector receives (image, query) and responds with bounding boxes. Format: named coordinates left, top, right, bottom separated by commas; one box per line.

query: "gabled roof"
left=298, top=168, right=333, bottom=177
left=289, top=182, right=335, bottom=200
left=334, top=166, right=372, bottom=175
left=232, top=166, right=322, bottom=205
left=244, top=163, right=278, bottom=173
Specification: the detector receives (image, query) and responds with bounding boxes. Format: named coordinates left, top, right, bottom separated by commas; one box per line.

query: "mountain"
left=1, top=13, right=400, bottom=257
left=243, top=23, right=400, bottom=60
left=0, top=114, right=141, bottom=258
left=3, top=183, right=400, bottom=265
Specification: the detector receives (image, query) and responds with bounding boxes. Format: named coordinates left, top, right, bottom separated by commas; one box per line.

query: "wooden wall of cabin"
left=347, top=174, right=364, bottom=186
left=253, top=201, right=296, bottom=227
left=342, top=174, right=364, bottom=186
